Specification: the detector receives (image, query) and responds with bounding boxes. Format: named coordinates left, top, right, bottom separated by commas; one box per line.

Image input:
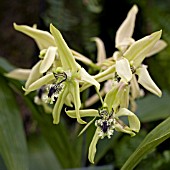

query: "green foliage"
left=0, top=75, right=28, bottom=170
left=121, top=116, right=170, bottom=170
left=137, top=92, right=170, bottom=122
left=43, top=0, right=102, bottom=57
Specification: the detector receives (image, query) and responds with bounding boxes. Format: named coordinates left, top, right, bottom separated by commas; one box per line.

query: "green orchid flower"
left=66, top=104, right=140, bottom=163
left=114, top=5, right=167, bottom=98
left=66, top=80, right=141, bottom=164
left=6, top=23, right=100, bottom=125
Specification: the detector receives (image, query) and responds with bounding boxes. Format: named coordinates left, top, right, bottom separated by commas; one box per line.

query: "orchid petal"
left=120, top=85, right=130, bottom=108
left=146, top=39, right=167, bottom=57
left=39, top=47, right=57, bottom=74
left=115, top=5, right=138, bottom=51
left=71, top=49, right=96, bottom=68
left=79, top=68, right=100, bottom=91
left=78, top=117, right=96, bottom=137
left=5, top=68, right=31, bottom=80
left=14, top=23, right=55, bottom=50
left=53, top=85, right=69, bottom=124
left=25, top=61, right=42, bottom=89
left=80, top=64, right=115, bottom=92
left=116, top=57, right=132, bottom=82
left=50, top=24, right=78, bottom=72
left=69, top=80, right=86, bottom=124
left=66, top=109, right=99, bottom=118
left=130, top=75, right=141, bottom=99
left=26, top=73, right=55, bottom=93
left=124, top=30, right=162, bottom=67
left=136, top=65, right=162, bottom=97
left=115, top=108, right=140, bottom=133
left=91, top=37, right=106, bottom=64
left=88, top=127, right=101, bottom=164
left=104, top=84, right=119, bottom=112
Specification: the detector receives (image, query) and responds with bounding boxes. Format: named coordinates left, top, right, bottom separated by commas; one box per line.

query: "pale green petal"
left=88, top=127, right=101, bottom=164
left=14, top=23, right=55, bottom=50
left=91, top=37, right=106, bottom=64
left=66, top=109, right=99, bottom=118
left=80, top=64, right=115, bottom=92
left=115, top=5, right=138, bottom=51
left=130, top=75, right=141, bottom=99
left=64, top=93, right=73, bottom=107
left=50, top=24, right=78, bottom=72
left=120, top=85, right=130, bottom=108
left=71, top=49, right=95, bottom=67
left=146, top=40, right=167, bottom=57
left=26, top=73, right=55, bottom=93
left=25, top=61, right=42, bottom=89
left=114, top=123, right=136, bottom=137
left=104, top=84, right=119, bottom=112
left=115, top=108, right=140, bottom=133
left=124, top=30, right=162, bottom=67
left=136, top=65, right=162, bottom=97
left=5, top=68, right=31, bottom=80
left=116, top=58, right=132, bottom=82
left=79, top=68, right=100, bottom=91
left=53, top=85, right=69, bottom=124
left=69, top=81, right=86, bottom=124
left=78, top=117, right=96, bottom=137
left=39, top=47, right=57, bottom=74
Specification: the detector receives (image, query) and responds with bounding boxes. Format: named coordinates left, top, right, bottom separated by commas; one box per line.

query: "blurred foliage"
left=0, top=0, right=170, bottom=169
left=42, top=0, right=103, bottom=60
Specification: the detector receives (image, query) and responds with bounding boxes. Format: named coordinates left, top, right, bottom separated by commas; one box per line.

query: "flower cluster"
left=6, top=5, right=166, bottom=164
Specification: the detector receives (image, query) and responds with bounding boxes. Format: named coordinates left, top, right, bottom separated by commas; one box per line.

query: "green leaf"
left=28, top=135, right=61, bottom=170
left=24, top=96, right=80, bottom=168
left=137, top=91, right=170, bottom=122
left=0, top=76, right=28, bottom=170
left=121, top=116, right=170, bottom=170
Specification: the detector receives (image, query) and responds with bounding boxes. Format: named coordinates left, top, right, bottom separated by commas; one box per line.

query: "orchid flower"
left=6, top=24, right=100, bottom=124
left=66, top=98, right=140, bottom=164
left=114, top=5, right=167, bottom=99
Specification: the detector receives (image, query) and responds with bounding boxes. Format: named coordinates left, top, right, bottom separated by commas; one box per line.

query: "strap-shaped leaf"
left=0, top=77, right=28, bottom=170
left=121, top=116, right=170, bottom=170
left=14, top=23, right=55, bottom=50
left=50, top=24, right=78, bottom=72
